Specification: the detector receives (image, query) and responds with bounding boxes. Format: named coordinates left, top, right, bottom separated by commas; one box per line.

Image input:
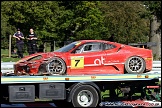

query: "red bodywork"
left=14, top=40, right=153, bottom=75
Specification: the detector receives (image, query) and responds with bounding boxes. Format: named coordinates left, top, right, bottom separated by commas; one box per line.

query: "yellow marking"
left=75, top=42, right=81, bottom=45
left=91, top=76, right=96, bottom=79
left=145, top=75, right=149, bottom=78
left=65, top=78, right=69, bottom=81
left=137, top=75, right=142, bottom=78
left=2, top=77, right=46, bottom=81
left=145, top=57, right=153, bottom=60
left=43, top=77, right=48, bottom=80
left=71, top=56, right=84, bottom=69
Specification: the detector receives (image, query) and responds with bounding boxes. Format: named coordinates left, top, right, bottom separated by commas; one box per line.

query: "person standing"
left=13, top=28, right=24, bottom=58
left=27, top=28, right=38, bottom=55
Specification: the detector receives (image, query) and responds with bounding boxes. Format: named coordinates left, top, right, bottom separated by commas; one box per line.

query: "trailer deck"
left=1, top=73, right=161, bottom=107
left=1, top=73, right=161, bottom=84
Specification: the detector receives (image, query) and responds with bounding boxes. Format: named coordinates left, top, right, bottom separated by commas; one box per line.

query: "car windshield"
left=54, top=41, right=79, bottom=52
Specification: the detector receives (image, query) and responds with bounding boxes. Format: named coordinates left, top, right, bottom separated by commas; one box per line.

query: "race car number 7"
left=71, top=56, right=84, bottom=69
left=75, top=60, right=80, bottom=67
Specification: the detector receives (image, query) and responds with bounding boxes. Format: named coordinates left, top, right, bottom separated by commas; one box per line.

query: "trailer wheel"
left=72, top=85, right=99, bottom=107
left=125, top=56, right=146, bottom=74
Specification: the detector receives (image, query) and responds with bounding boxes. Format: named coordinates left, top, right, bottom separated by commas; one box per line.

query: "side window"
left=83, top=43, right=102, bottom=52
left=72, top=42, right=102, bottom=54
left=104, top=43, right=116, bottom=50
left=84, top=45, right=92, bottom=51
left=71, top=45, right=84, bottom=54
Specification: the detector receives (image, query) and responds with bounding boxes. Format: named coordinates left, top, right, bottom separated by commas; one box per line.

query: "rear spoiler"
left=128, top=42, right=157, bottom=48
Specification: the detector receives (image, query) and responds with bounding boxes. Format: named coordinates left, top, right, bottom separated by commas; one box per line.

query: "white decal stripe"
left=84, top=64, right=100, bottom=66
left=104, top=63, right=124, bottom=65
left=67, top=63, right=124, bottom=68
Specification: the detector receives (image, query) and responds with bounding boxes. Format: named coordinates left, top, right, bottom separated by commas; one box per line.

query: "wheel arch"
left=125, top=55, right=146, bottom=63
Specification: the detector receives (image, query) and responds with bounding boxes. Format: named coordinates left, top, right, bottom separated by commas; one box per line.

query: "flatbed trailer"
left=1, top=74, right=161, bottom=107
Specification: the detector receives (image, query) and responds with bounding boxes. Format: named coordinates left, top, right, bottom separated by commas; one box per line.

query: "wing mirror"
left=75, top=49, right=81, bottom=53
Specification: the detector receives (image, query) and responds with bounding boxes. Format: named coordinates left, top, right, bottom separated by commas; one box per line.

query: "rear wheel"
left=125, top=56, right=146, bottom=74
left=71, top=85, right=99, bottom=107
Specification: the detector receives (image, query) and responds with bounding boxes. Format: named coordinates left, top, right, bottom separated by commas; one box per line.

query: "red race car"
left=14, top=40, right=153, bottom=75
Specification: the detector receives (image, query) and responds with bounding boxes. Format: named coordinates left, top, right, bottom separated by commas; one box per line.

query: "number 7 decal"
left=71, top=56, right=84, bottom=69
left=75, top=60, right=80, bottom=67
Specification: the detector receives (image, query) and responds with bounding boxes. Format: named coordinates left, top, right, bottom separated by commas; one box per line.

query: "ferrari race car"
left=14, top=40, right=153, bottom=75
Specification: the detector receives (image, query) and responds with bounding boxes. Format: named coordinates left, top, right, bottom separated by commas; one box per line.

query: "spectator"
left=27, top=28, right=38, bottom=55
left=13, top=28, right=24, bottom=58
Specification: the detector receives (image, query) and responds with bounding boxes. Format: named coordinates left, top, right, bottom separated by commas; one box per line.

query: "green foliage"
left=1, top=1, right=161, bottom=49
left=56, top=1, right=109, bottom=41
left=99, top=1, right=150, bottom=44
left=143, top=1, right=161, bottom=19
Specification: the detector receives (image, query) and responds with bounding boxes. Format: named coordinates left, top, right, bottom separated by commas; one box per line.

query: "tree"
left=99, top=1, right=150, bottom=44
left=58, top=1, right=109, bottom=42
left=1, top=1, right=64, bottom=49
left=1, top=2, right=17, bottom=49
left=143, top=1, right=161, bottom=60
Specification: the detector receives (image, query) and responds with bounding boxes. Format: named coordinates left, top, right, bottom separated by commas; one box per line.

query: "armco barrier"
left=1, top=61, right=161, bottom=74
left=1, top=62, right=15, bottom=69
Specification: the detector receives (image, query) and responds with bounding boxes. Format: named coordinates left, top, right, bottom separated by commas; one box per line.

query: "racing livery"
left=14, top=40, right=153, bottom=75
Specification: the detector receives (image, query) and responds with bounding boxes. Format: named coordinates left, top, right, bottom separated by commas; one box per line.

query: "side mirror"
left=75, top=49, right=81, bottom=53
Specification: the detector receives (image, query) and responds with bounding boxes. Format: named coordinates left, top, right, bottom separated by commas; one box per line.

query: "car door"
left=68, top=42, right=107, bottom=75
left=103, top=42, right=123, bottom=74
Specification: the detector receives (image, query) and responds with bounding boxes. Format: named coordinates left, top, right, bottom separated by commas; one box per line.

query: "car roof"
left=79, top=40, right=110, bottom=43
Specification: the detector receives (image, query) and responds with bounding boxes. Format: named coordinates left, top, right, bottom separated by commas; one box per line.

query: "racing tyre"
left=125, top=56, right=146, bottom=74
left=46, top=57, right=66, bottom=75
left=71, top=85, right=99, bottom=107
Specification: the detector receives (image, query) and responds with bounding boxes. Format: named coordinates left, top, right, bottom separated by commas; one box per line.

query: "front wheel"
left=46, top=57, right=66, bottom=75
left=125, top=56, right=146, bottom=74
left=71, top=85, right=99, bottom=107
left=38, top=57, right=66, bottom=75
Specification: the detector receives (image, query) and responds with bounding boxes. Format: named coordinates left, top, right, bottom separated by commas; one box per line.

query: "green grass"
left=1, top=46, right=60, bottom=62
left=1, top=57, right=21, bottom=62
left=1, top=49, right=25, bottom=62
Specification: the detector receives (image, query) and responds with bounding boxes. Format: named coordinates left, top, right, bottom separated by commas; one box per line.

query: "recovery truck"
left=1, top=73, right=161, bottom=107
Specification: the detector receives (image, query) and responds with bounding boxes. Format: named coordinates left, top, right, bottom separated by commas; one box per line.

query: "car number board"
left=71, top=56, right=84, bottom=69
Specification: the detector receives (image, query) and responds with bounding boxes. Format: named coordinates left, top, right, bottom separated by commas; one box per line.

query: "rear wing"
left=128, top=42, right=157, bottom=48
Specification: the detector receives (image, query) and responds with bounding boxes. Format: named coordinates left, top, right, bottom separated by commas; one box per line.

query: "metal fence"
left=1, top=61, right=161, bottom=74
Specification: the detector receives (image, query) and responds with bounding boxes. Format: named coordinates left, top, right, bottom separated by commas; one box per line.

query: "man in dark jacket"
left=13, top=28, right=24, bottom=58
left=27, top=28, right=38, bottom=55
